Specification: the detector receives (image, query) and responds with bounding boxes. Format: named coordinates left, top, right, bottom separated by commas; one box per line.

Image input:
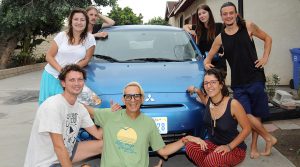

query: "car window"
left=94, top=29, right=197, bottom=62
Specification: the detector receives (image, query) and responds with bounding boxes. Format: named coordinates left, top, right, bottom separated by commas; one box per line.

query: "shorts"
left=49, top=142, right=78, bottom=167
left=38, top=70, right=63, bottom=105
left=232, top=82, right=269, bottom=118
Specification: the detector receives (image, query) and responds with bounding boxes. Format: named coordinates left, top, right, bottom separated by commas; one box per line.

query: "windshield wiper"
left=94, top=54, right=119, bottom=62
left=123, top=58, right=184, bottom=62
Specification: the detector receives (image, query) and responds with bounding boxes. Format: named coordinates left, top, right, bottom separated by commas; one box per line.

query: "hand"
left=189, top=30, right=196, bottom=36
left=94, top=32, right=108, bottom=38
left=204, top=63, right=215, bottom=70
left=97, top=11, right=102, bottom=18
left=214, top=145, right=231, bottom=156
left=186, top=85, right=196, bottom=95
left=110, top=100, right=122, bottom=112
left=184, top=136, right=208, bottom=151
left=255, top=56, right=268, bottom=68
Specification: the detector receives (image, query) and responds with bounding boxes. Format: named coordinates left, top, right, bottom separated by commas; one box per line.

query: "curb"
left=0, top=63, right=46, bottom=80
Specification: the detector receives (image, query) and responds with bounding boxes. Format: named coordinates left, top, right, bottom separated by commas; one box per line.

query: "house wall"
left=168, top=0, right=300, bottom=85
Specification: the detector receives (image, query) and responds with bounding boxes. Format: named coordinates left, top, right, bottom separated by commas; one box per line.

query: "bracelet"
left=226, top=144, right=232, bottom=151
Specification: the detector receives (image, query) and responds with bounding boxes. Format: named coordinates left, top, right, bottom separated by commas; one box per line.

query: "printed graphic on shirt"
left=115, top=127, right=137, bottom=154
left=64, top=113, right=79, bottom=153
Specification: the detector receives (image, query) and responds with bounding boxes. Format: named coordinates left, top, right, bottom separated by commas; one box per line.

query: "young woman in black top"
left=184, top=5, right=227, bottom=74
left=185, top=68, right=251, bottom=167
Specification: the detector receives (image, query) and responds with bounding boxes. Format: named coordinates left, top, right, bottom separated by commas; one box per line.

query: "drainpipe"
left=238, top=0, right=244, bottom=18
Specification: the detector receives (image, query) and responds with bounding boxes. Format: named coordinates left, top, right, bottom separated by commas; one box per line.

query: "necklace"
left=210, top=96, right=224, bottom=106
left=209, top=96, right=224, bottom=128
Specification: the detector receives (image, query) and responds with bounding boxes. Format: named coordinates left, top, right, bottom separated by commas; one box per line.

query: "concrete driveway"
left=0, top=70, right=296, bottom=167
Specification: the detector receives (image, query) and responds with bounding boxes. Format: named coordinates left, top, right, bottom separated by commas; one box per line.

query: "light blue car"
left=85, top=25, right=206, bottom=145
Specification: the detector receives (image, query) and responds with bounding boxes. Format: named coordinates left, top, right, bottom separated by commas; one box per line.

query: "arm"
left=84, top=101, right=122, bottom=119
left=50, top=133, right=72, bottom=167
left=85, top=105, right=95, bottom=118
left=228, top=99, right=251, bottom=149
left=204, top=34, right=222, bottom=70
left=84, top=125, right=103, bottom=140
left=99, top=14, right=115, bottom=28
left=157, top=139, right=185, bottom=159
left=45, top=40, right=62, bottom=72
left=247, top=21, right=272, bottom=68
left=214, top=99, right=251, bottom=155
left=183, top=24, right=196, bottom=36
left=186, top=85, right=208, bottom=105
left=76, top=46, right=95, bottom=68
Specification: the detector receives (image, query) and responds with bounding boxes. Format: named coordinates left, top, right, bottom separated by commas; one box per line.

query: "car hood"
left=85, top=61, right=204, bottom=95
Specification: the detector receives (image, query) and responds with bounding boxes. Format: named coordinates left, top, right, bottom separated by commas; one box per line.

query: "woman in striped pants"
left=186, top=68, right=251, bottom=167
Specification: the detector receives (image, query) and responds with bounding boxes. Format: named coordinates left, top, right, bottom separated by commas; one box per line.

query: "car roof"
left=101, top=25, right=183, bottom=32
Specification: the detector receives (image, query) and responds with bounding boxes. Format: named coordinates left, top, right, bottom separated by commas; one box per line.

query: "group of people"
left=186, top=1, right=276, bottom=166
left=24, top=2, right=277, bottom=167
left=38, top=6, right=114, bottom=105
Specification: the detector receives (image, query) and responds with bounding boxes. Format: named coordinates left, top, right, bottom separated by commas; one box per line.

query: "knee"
left=185, top=142, right=203, bottom=158
left=185, top=142, right=196, bottom=155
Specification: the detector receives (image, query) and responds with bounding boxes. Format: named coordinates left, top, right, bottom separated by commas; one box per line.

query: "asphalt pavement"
left=0, top=70, right=297, bottom=167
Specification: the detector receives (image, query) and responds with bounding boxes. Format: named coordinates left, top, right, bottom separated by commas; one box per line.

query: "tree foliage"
left=0, top=0, right=116, bottom=69
left=107, top=5, right=143, bottom=25
left=146, top=16, right=168, bottom=25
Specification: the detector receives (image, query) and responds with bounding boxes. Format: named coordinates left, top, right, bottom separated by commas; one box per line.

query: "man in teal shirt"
left=88, top=81, right=185, bottom=167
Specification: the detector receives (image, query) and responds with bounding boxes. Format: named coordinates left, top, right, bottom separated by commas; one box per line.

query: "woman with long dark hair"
left=185, top=68, right=251, bottom=166
left=184, top=5, right=226, bottom=74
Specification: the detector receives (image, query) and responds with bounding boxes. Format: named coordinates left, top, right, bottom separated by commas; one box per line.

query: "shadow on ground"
left=271, top=129, right=300, bottom=167
left=2, top=90, right=39, bottom=105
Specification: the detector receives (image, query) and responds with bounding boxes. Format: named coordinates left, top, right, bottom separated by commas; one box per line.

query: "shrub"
left=266, top=74, right=280, bottom=100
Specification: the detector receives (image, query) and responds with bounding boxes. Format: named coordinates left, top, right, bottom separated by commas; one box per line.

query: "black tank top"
left=221, top=26, right=265, bottom=86
left=193, top=23, right=227, bottom=72
left=203, top=98, right=247, bottom=150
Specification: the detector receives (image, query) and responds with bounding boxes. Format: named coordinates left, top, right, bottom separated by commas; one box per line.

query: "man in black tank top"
left=204, top=2, right=277, bottom=160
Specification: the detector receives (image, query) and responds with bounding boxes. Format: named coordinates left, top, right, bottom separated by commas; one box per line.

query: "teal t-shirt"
left=94, top=109, right=165, bottom=167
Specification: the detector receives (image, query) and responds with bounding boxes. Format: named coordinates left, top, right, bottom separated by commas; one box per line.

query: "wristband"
left=226, top=144, right=232, bottom=151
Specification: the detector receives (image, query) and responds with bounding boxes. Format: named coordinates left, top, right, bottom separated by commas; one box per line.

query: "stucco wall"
left=169, top=0, right=300, bottom=85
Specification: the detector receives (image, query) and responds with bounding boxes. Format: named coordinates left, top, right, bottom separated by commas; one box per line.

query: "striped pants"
left=185, top=140, right=246, bottom=167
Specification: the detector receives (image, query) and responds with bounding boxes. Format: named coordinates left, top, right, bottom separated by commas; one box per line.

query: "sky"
left=100, top=0, right=170, bottom=23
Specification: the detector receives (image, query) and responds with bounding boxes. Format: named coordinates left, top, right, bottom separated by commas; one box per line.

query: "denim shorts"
left=232, top=82, right=269, bottom=118
left=49, top=142, right=78, bottom=167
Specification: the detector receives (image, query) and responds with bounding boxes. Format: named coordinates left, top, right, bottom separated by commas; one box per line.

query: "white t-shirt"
left=45, top=31, right=96, bottom=78
left=24, top=94, right=94, bottom=167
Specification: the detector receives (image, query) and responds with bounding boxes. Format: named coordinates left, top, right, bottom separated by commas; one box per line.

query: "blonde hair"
left=86, top=6, right=99, bottom=13
left=123, top=81, right=145, bottom=97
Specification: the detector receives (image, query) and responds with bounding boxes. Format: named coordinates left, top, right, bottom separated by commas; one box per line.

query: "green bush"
left=8, top=52, right=46, bottom=68
left=266, top=74, right=280, bottom=100
left=35, top=54, right=46, bottom=63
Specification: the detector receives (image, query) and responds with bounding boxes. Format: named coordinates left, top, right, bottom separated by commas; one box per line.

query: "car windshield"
left=94, top=29, right=197, bottom=62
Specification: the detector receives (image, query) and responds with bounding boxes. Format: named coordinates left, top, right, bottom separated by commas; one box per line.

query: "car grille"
left=161, top=130, right=193, bottom=144
left=121, top=104, right=184, bottom=109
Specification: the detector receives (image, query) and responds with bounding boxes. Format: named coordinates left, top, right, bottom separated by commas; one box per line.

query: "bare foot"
left=261, top=136, right=277, bottom=156
left=250, top=151, right=260, bottom=159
